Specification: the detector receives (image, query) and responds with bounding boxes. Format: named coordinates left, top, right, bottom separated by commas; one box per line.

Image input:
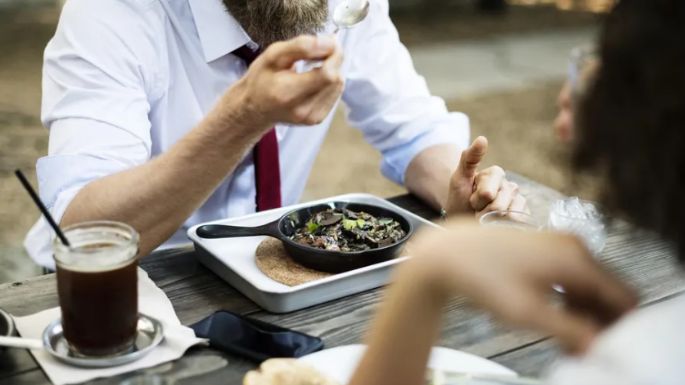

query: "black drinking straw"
left=14, top=169, right=71, bottom=247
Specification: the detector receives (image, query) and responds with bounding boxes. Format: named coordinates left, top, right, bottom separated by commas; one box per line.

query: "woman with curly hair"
left=347, top=1, right=685, bottom=384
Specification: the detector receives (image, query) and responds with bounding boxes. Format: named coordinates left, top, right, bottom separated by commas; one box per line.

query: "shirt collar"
left=188, top=0, right=252, bottom=63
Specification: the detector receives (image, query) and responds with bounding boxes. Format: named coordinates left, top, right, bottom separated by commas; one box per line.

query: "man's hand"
left=62, top=35, right=344, bottom=257
left=445, top=136, right=528, bottom=217
left=222, top=35, right=344, bottom=133
left=412, top=222, right=638, bottom=354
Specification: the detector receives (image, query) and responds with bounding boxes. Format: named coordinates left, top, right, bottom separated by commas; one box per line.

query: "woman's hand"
left=350, top=221, right=637, bottom=385
left=413, top=221, right=637, bottom=353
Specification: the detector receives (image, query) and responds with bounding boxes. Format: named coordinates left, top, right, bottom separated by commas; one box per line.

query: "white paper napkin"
left=14, top=269, right=207, bottom=385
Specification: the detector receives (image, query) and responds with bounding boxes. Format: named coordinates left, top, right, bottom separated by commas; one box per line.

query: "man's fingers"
left=469, top=166, right=505, bottom=211
left=457, top=136, right=488, bottom=179
left=322, top=44, right=344, bottom=73
left=270, top=46, right=343, bottom=117
left=283, top=46, right=343, bottom=98
left=289, top=80, right=344, bottom=125
left=477, top=181, right=518, bottom=216
left=297, top=45, right=343, bottom=90
left=264, top=35, right=337, bottom=70
left=286, top=52, right=344, bottom=126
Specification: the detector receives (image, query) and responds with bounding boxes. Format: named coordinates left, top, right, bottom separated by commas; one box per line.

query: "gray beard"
left=223, top=0, right=329, bottom=47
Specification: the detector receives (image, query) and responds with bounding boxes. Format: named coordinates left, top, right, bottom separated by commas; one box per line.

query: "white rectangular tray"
left=187, top=193, right=438, bottom=313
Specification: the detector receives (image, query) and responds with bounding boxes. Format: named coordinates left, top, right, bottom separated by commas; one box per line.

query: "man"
left=26, top=0, right=526, bottom=268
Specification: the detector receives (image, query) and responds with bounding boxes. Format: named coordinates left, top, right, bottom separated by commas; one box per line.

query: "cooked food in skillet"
left=290, top=208, right=406, bottom=252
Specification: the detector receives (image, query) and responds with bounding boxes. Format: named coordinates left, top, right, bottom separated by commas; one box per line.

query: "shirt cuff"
left=36, top=153, right=130, bottom=208
left=25, top=153, right=132, bottom=268
left=380, top=112, right=470, bottom=185
left=24, top=184, right=85, bottom=269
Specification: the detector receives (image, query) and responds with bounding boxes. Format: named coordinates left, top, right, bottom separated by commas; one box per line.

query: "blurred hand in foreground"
left=445, top=137, right=529, bottom=217
left=413, top=222, right=638, bottom=353
left=350, top=222, right=638, bottom=385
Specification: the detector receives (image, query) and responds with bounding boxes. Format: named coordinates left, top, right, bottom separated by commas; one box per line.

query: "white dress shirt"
left=25, top=0, right=469, bottom=268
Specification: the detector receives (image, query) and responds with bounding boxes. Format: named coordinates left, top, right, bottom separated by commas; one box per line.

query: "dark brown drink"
left=53, top=222, right=139, bottom=357
left=57, top=259, right=138, bottom=356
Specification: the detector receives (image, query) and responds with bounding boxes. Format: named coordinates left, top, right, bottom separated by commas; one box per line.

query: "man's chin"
left=223, top=0, right=328, bottom=48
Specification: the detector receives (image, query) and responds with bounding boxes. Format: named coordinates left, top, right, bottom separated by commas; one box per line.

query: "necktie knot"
left=232, top=45, right=261, bottom=66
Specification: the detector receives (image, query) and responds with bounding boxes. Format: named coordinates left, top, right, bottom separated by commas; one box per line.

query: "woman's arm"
left=348, top=256, right=447, bottom=385
left=349, top=221, right=637, bottom=385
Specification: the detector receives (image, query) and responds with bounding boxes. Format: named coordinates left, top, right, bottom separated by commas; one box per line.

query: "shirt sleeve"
left=341, top=0, right=470, bottom=185
left=25, top=0, right=163, bottom=267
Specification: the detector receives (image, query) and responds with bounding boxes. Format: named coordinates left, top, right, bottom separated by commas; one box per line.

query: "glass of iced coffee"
left=53, top=221, right=139, bottom=357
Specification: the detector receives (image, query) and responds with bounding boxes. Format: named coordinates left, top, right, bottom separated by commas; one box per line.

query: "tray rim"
left=187, top=193, right=438, bottom=295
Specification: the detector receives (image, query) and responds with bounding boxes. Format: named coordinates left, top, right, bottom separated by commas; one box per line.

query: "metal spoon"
left=0, top=335, right=43, bottom=350
left=0, top=315, right=164, bottom=368
left=302, top=0, right=370, bottom=71
left=331, top=0, right=370, bottom=32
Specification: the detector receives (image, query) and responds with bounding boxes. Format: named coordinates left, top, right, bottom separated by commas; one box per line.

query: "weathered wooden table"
left=1, top=174, right=683, bottom=384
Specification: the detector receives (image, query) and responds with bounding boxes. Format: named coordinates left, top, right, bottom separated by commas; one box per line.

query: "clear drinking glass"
left=479, top=211, right=543, bottom=231
left=479, top=201, right=607, bottom=255
left=547, top=198, right=607, bottom=255
left=53, top=221, right=139, bottom=357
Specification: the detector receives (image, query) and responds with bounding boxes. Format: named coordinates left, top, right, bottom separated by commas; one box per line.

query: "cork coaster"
left=255, top=238, right=332, bottom=287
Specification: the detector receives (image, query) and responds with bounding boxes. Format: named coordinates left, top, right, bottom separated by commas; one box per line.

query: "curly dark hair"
left=574, top=0, right=685, bottom=260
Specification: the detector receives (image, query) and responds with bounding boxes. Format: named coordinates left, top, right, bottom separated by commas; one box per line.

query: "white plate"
left=299, top=344, right=517, bottom=384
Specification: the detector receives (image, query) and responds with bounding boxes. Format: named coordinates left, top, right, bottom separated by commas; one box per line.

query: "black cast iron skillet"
left=195, top=202, right=413, bottom=273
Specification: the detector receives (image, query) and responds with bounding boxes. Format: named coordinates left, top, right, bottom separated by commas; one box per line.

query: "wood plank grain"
left=0, top=370, right=49, bottom=385
left=0, top=349, right=37, bottom=380
left=491, top=338, right=560, bottom=378
left=0, top=275, right=59, bottom=317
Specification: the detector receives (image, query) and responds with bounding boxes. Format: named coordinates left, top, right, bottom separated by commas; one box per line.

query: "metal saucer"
left=42, top=314, right=164, bottom=368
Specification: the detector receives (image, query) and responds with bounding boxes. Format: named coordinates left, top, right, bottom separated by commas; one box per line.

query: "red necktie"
left=232, top=45, right=282, bottom=211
